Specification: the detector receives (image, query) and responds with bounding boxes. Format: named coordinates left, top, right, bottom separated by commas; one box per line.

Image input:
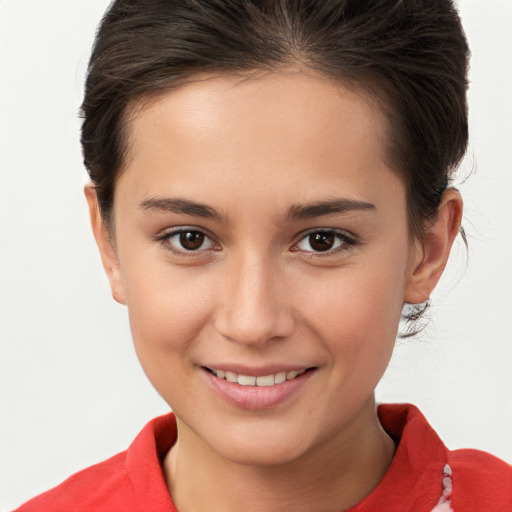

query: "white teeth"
left=209, top=368, right=307, bottom=386
left=256, top=374, right=275, bottom=387
left=225, top=371, right=238, bottom=383
left=238, top=375, right=257, bottom=386
left=274, top=372, right=287, bottom=384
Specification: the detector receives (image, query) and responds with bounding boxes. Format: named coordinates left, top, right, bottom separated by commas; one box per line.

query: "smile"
left=203, top=366, right=316, bottom=409
left=206, top=367, right=308, bottom=387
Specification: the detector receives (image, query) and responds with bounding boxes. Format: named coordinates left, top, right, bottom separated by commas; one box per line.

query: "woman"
left=7, top=0, right=512, bottom=510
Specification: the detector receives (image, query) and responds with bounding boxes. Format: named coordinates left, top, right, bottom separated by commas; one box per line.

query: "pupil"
left=309, top=232, right=334, bottom=252
left=180, top=231, right=204, bottom=250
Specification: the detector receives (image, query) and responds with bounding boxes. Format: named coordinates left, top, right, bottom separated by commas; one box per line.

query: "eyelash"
left=292, top=228, right=357, bottom=256
left=155, top=227, right=219, bottom=257
left=154, top=227, right=358, bottom=257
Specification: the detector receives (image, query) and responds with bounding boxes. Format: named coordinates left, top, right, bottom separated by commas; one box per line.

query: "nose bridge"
left=215, top=249, right=294, bottom=346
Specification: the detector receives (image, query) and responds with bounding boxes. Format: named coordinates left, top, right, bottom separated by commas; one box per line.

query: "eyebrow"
left=139, top=197, right=225, bottom=221
left=139, top=196, right=375, bottom=222
left=287, top=198, right=376, bottom=219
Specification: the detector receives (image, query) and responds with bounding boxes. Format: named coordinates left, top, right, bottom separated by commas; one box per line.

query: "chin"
left=216, top=438, right=309, bottom=467
left=200, top=418, right=319, bottom=467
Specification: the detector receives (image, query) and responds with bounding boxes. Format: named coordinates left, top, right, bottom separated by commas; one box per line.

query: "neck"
left=164, top=398, right=395, bottom=512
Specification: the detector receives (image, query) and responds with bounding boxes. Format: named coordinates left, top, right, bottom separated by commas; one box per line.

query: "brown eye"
left=296, top=230, right=355, bottom=253
left=180, top=231, right=205, bottom=250
left=162, top=228, right=217, bottom=253
left=307, top=232, right=335, bottom=252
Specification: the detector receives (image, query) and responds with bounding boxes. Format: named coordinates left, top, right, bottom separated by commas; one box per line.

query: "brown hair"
left=81, top=0, right=469, bottom=235
left=80, top=0, right=470, bottom=332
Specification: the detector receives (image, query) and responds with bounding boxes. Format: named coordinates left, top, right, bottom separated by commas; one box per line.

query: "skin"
left=86, top=71, right=462, bottom=512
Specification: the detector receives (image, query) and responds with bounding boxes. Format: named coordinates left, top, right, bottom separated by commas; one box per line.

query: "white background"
left=1, top=1, right=511, bottom=510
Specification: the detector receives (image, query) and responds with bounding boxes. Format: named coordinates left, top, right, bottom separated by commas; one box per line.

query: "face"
left=94, top=71, right=430, bottom=466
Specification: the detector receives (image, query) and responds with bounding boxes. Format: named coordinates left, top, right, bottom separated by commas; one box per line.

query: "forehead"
left=126, top=70, right=388, bottom=156
left=117, top=71, right=401, bottom=216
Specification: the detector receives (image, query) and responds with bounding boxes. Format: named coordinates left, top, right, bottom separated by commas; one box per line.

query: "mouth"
left=204, top=367, right=314, bottom=387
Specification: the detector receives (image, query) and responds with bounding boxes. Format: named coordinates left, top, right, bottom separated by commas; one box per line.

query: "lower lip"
left=203, top=369, right=315, bottom=410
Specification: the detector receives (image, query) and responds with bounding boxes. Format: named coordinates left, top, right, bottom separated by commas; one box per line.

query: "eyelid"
left=155, top=226, right=220, bottom=255
left=292, top=227, right=358, bottom=254
left=153, top=226, right=357, bottom=258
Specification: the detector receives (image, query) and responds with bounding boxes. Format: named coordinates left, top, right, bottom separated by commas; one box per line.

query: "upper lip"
left=202, top=364, right=316, bottom=377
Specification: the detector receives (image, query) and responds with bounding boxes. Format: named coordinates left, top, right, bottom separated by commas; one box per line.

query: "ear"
left=84, top=184, right=127, bottom=305
left=405, top=188, right=463, bottom=304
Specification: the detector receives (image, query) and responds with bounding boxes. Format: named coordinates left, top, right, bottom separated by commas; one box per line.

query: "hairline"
left=103, top=67, right=419, bottom=240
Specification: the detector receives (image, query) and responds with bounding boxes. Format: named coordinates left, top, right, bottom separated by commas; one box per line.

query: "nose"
left=214, top=252, right=295, bottom=347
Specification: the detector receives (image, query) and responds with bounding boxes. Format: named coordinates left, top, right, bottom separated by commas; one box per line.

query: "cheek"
left=120, top=257, right=218, bottom=364
left=122, top=268, right=221, bottom=409
left=296, top=257, right=408, bottom=359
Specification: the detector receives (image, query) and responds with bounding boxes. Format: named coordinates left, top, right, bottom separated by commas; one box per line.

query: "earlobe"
left=404, top=189, right=463, bottom=304
left=84, top=184, right=127, bottom=305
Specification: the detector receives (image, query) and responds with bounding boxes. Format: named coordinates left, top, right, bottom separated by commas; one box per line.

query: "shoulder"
left=14, top=413, right=177, bottom=512
left=13, top=451, right=133, bottom=512
left=448, top=448, right=512, bottom=512
left=376, top=404, right=512, bottom=512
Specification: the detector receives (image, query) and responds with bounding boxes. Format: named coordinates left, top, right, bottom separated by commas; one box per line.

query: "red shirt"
left=15, top=404, right=512, bottom=511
